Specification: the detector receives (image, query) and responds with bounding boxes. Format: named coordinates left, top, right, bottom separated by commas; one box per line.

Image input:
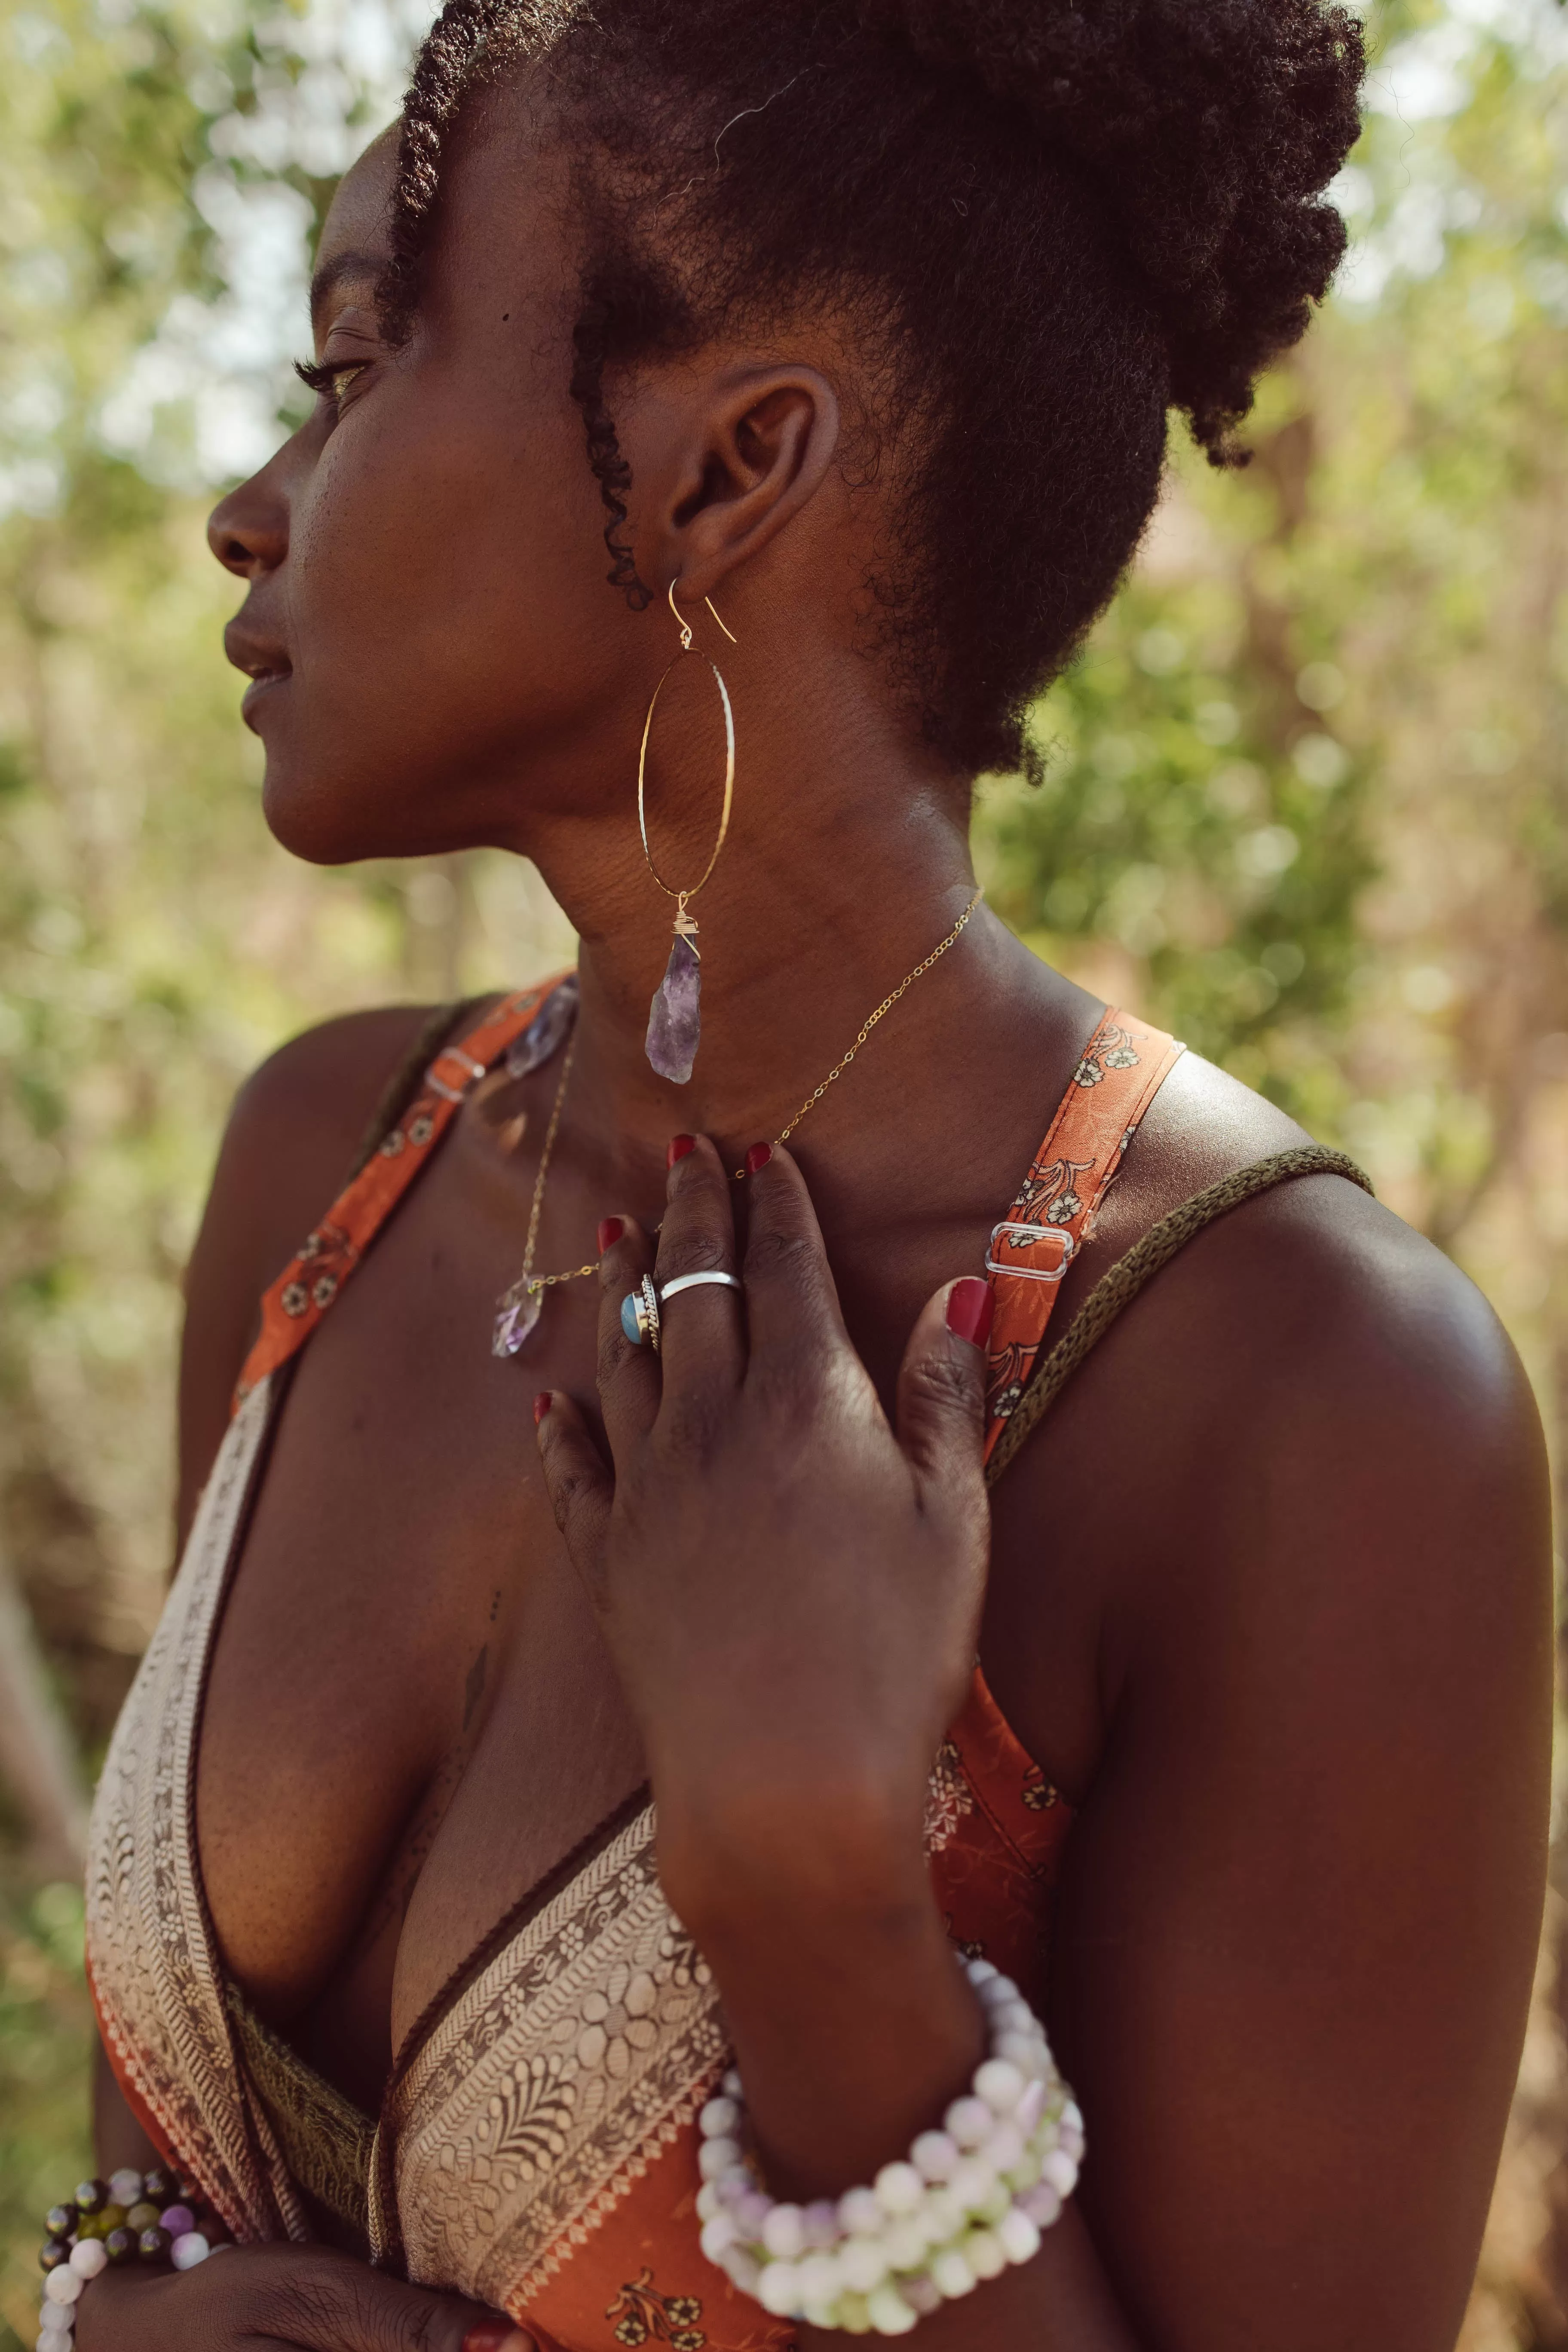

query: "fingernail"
left=533, top=1392, right=551, bottom=1426
left=946, top=1277, right=994, bottom=1348
left=597, top=1216, right=625, bottom=1254
left=462, top=2325, right=530, bottom=2352
left=744, top=1141, right=773, bottom=1176
left=667, top=1134, right=696, bottom=1169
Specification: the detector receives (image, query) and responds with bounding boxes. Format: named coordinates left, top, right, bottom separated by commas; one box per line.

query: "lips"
left=225, top=612, right=293, bottom=729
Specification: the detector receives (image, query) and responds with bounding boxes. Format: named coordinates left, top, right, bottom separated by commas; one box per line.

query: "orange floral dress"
left=86, top=978, right=1182, bottom=2352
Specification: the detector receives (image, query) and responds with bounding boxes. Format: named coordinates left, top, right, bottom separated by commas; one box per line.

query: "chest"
left=191, top=1110, right=1121, bottom=2113
left=195, top=1145, right=646, bottom=2092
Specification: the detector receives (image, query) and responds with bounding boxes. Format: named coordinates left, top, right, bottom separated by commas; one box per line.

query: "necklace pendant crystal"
left=645, top=930, right=701, bottom=1085
left=492, top=1280, right=544, bottom=1359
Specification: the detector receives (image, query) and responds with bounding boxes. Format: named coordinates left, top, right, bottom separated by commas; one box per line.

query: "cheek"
left=264, top=372, right=632, bottom=858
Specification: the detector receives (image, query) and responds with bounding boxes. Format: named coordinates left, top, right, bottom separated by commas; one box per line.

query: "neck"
left=520, top=700, right=998, bottom=1182
left=501, top=632, right=1079, bottom=1214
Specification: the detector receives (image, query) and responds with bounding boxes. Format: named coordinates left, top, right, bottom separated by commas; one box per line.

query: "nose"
left=208, top=462, right=288, bottom=578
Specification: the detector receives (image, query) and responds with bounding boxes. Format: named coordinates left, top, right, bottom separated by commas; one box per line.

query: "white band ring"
left=659, top=1272, right=743, bottom=1304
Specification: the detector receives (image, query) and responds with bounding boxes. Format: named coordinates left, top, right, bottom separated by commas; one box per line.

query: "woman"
left=60, top=2, right=1549, bottom=2349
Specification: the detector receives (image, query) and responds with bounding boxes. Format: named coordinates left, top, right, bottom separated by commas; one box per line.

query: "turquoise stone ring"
left=621, top=1274, right=661, bottom=1352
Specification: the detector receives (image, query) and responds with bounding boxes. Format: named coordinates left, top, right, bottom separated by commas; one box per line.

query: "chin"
left=251, top=701, right=453, bottom=867
left=259, top=753, right=422, bottom=867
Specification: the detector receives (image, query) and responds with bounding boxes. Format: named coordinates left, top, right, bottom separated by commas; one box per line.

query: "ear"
left=641, top=364, right=841, bottom=605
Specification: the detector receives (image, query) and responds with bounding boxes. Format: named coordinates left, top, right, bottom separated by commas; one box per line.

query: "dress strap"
left=346, top=998, right=483, bottom=1180
left=982, top=1008, right=1184, bottom=1461
left=985, top=1144, right=1372, bottom=1486
left=233, top=975, right=575, bottom=1411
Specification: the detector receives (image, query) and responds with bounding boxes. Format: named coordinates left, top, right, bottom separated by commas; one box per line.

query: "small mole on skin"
left=501, top=311, right=509, bottom=320
left=489, top=1587, right=501, bottom=1623
left=463, top=1642, right=488, bottom=1731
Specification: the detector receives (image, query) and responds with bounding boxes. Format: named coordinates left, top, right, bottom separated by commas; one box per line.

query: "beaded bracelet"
left=694, top=1955, right=1084, bottom=2336
left=36, top=2167, right=230, bottom=2349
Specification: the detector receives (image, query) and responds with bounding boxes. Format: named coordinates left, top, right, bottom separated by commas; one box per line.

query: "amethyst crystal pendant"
left=645, top=933, right=701, bottom=1084
left=492, top=1279, right=544, bottom=1359
left=504, top=972, right=578, bottom=1080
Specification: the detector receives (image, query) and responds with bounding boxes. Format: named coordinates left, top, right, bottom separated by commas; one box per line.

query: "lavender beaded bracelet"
left=36, top=2168, right=230, bottom=2350
left=694, top=1953, right=1084, bottom=2335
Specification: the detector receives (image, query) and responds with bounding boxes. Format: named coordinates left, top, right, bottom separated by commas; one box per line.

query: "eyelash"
left=294, top=358, right=369, bottom=413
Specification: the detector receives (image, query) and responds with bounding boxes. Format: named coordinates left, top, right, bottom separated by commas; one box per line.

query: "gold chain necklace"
left=491, top=888, right=984, bottom=1352
left=729, top=886, right=984, bottom=1179
left=491, top=1034, right=598, bottom=1357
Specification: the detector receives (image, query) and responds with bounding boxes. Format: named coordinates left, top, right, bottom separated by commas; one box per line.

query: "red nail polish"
left=597, top=1217, right=624, bottom=1254
left=946, top=1277, right=994, bottom=1348
left=668, top=1135, right=696, bottom=1168
left=744, top=1141, right=773, bottom=1176
left=463, top=2326, right=526, bottom=2352
left=533, top=1392, right=551, bottom=1426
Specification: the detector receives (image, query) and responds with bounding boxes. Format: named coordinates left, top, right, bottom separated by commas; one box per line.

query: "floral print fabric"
left=983, top=1011, right=1183, bottom=1457
left=89, top=983, right=1180, bottom=2352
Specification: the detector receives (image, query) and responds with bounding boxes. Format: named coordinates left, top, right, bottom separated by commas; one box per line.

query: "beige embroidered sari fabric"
left=87, top=1375, right=734, bottom=2312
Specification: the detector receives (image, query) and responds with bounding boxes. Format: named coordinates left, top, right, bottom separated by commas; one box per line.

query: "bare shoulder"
left=1079, top=1041, right=1544, bottom=1572
left=175, top=1001, right=455, bottom=1542
left=1104, top=1044, right=1529, bottom=1448
left=989, top=1037, right=1551, bottom=1778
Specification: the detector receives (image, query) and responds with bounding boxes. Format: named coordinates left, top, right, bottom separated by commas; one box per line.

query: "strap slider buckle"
left=423, top=1047, right=489, bottom=1105
left=985, top=1221, right=1076, bottom=1284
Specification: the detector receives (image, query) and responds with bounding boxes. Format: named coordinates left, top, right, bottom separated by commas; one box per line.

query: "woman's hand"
left=534, top=1135, right=993, bottom=1936
left=535, top=1136, right=996, bottom=2201
left=73, top=2242, right=533, bottom=2352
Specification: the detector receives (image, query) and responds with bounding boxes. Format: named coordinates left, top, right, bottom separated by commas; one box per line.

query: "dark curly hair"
left=378, top=0, right=1364, bottom=776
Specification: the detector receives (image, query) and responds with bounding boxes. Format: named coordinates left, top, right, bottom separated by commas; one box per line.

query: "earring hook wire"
left=668, top=576, right=738, bottom=648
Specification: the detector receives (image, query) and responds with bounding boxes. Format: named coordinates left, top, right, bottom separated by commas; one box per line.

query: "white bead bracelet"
left=694, top=1954, right=1084, bottom=2335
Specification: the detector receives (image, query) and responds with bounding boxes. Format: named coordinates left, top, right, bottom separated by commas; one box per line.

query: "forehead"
left=311, top=126, right=399, bottom=324
left=312, top=87, right=578, bottom=335
left=425, top=78, right=579, bottom=311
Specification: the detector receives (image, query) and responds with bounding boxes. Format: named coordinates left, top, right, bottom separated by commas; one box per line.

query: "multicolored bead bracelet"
left=36, top=2168, right=230, bottom=2349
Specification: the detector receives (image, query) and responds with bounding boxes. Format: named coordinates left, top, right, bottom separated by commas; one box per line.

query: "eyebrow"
left=309, top=248, right=385, bottom=329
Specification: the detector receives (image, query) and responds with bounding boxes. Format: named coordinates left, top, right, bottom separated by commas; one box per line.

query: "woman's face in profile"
left=208, top=106, right=651, bottom=870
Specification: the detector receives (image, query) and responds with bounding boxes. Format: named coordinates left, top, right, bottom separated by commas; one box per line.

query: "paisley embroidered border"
left=380, top=1805, right=728, bottom=2312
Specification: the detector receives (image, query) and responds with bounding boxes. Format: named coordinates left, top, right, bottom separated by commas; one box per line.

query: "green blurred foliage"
left=0, top=1880, right=92, bottom=2352
left=2, top=0, right=1567, bottom=2343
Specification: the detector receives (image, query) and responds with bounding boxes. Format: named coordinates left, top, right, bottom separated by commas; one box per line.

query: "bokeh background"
left=2, top=0, right=1566, bottom=2340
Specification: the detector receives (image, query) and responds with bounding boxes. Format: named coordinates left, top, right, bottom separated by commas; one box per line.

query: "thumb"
left=894, top=1276, right=992, bottom=1508
left=533, top=1387, right=615, bottom=1610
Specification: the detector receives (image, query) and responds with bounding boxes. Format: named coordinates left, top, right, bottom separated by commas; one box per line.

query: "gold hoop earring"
left=641, top=580, right=738, bottom=1085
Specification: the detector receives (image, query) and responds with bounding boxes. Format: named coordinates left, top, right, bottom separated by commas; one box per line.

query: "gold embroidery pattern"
left=922, top=1740, right=976, bottom=1855
left=608, top=2267, right=707, bottom=2348
left=230, top=1987, right=374, bottom=2233
left=85, top=1383, right=305, bottom=2245
left=382, top=1805, right=727, bottom=2314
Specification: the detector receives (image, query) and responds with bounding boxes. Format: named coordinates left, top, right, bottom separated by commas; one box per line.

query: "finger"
left=592, top=1213, right=662, bottom=1454
left=534, top=1388, right=615, bottom=1610
left=738, top=1142, right=851, bottom=1370
left=138, top=2245, right=538, bottom=2352
left=319, top=2273, right=535, bottom=2352
left=895, top=1277, right=992, bottom=1521
left=652, top=1134, right=745, bottom=1395
left=277, top=2252, right=536, bottom=2352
